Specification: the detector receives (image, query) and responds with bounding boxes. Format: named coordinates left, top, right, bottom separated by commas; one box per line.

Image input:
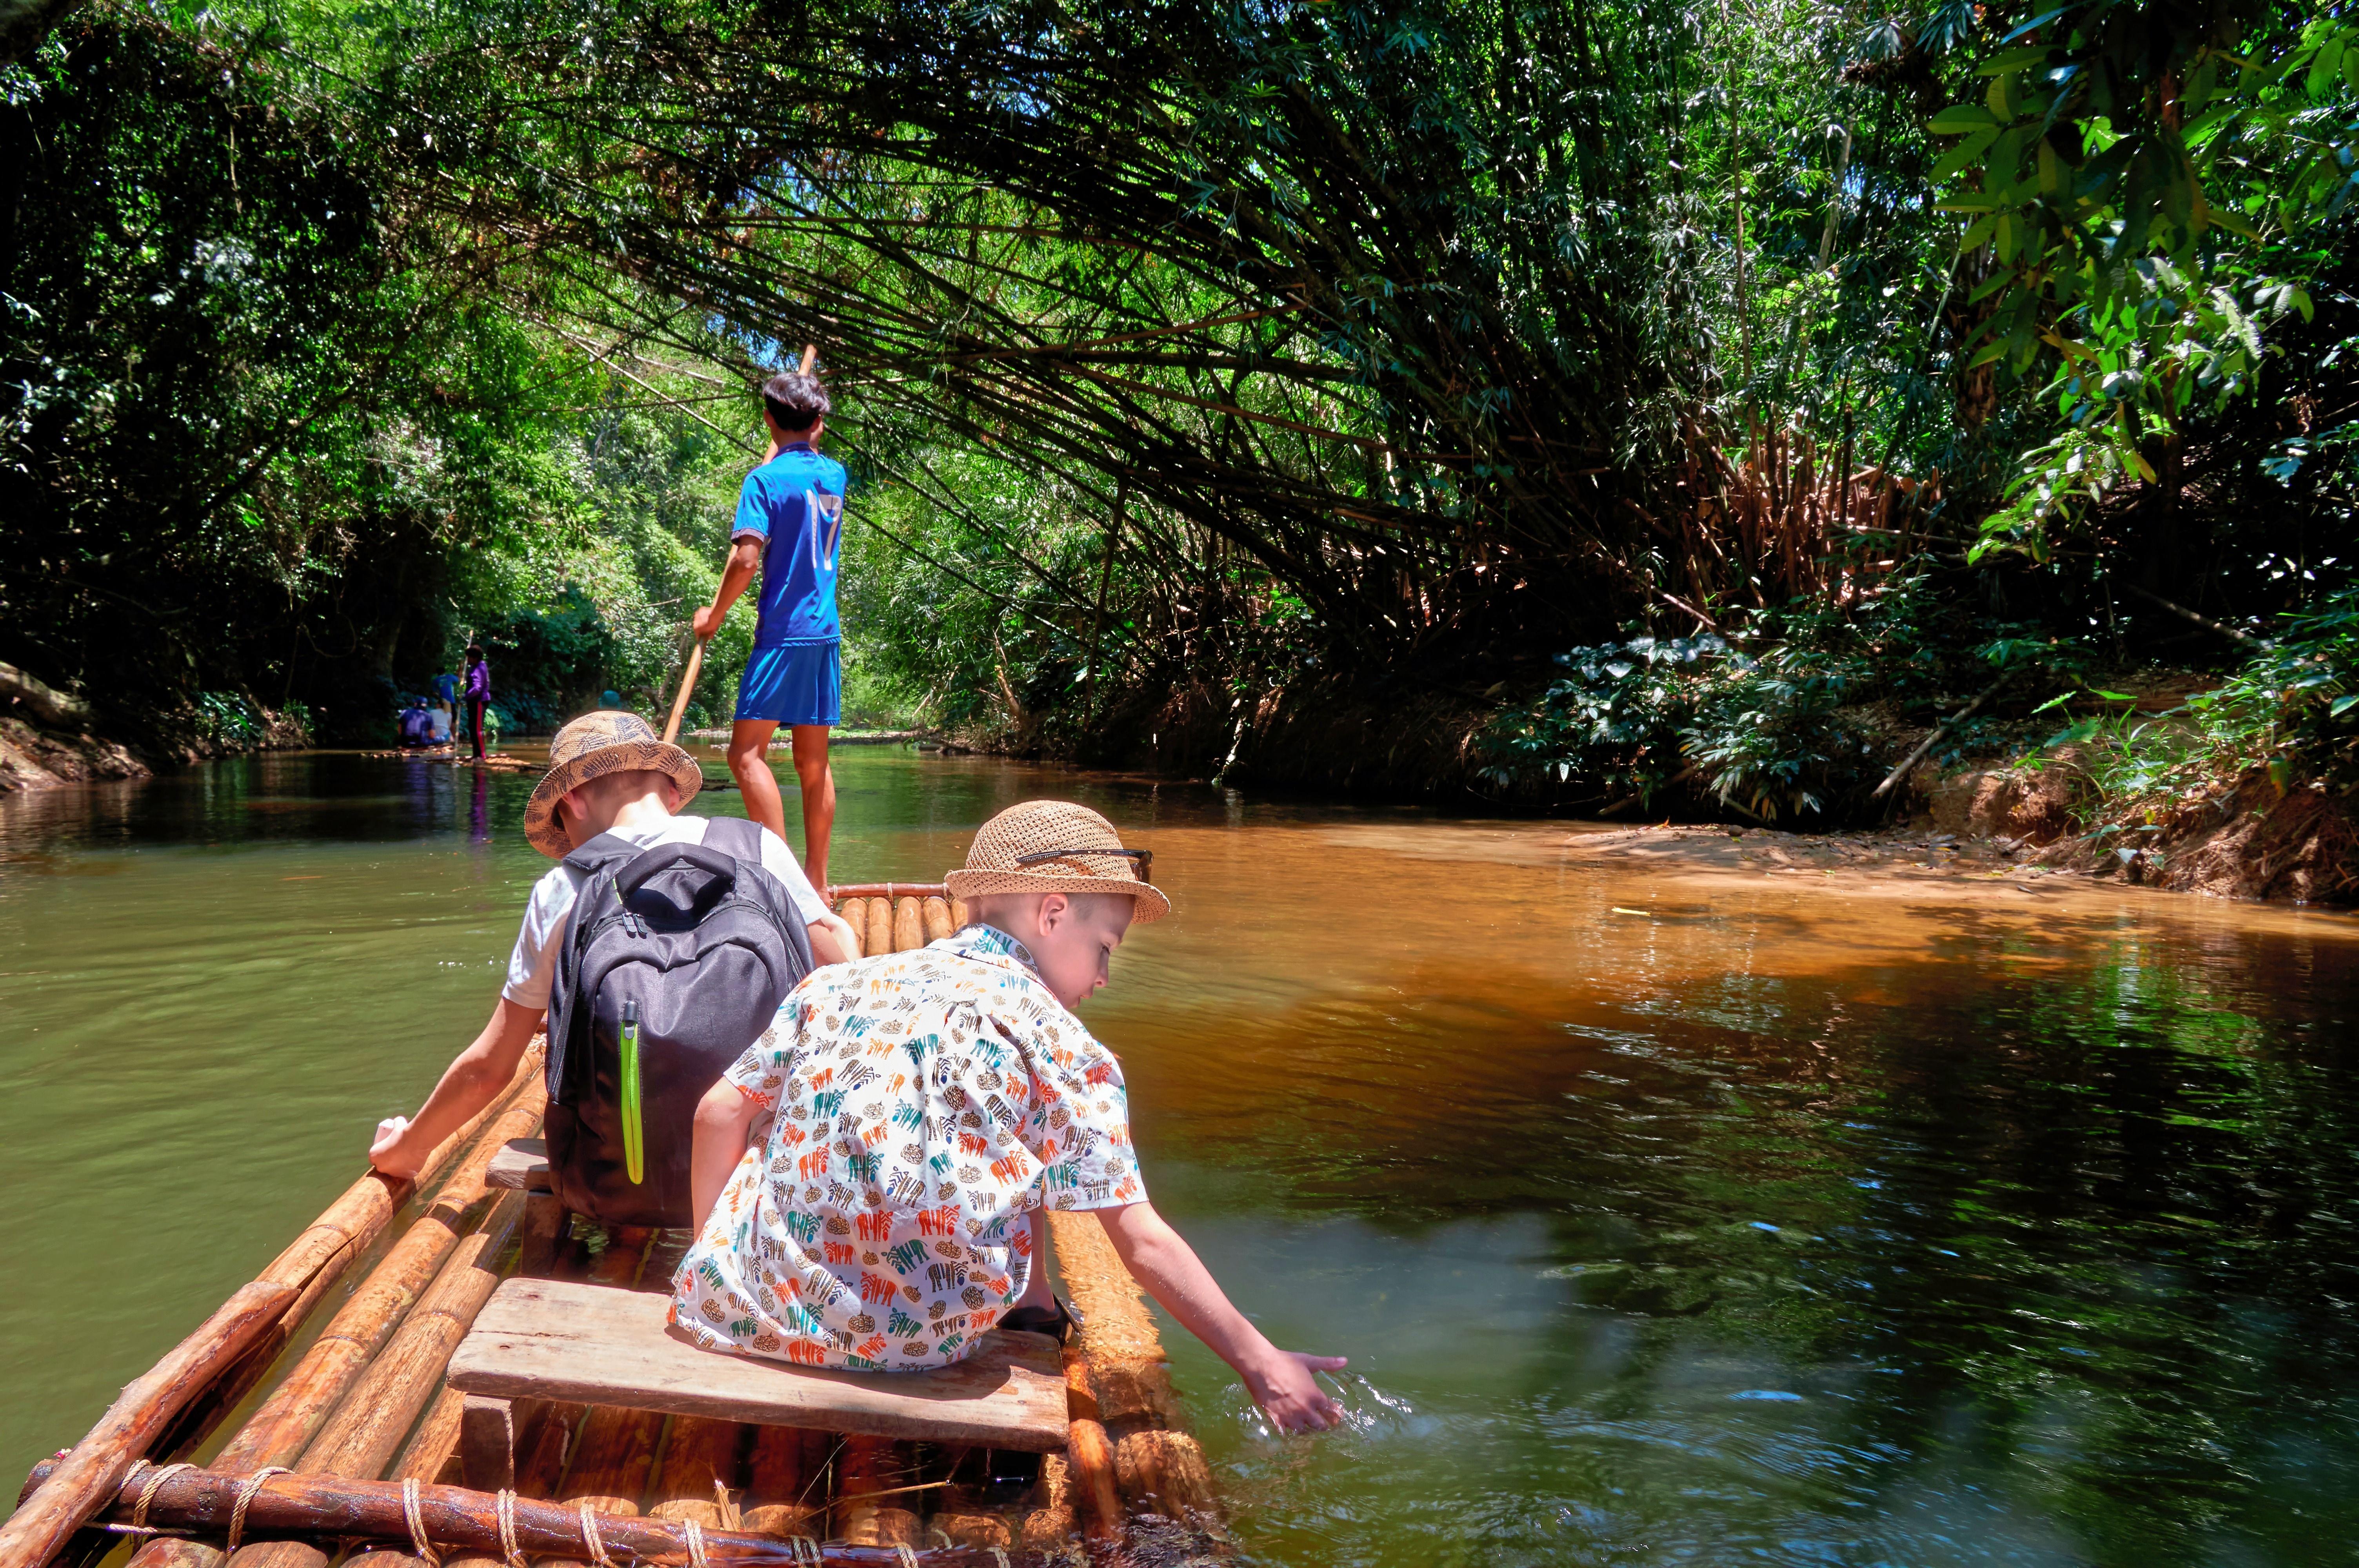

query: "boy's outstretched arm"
left=369, top=996, right=543, bottom=1180
left=691, top=540, right=763, bottom=640
left=689, top=1080, right=761, bottom=1232
left=1096, top=1201, right=1348, bottom=1434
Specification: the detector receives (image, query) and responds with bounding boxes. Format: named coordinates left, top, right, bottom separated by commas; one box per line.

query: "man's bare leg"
left=727, top=719, right=787, bottom=842
left=790, top=724, right=836, bottom=892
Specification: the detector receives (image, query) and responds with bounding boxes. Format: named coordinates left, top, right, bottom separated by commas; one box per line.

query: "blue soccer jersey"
left=732, top=444, right=847, bottom=646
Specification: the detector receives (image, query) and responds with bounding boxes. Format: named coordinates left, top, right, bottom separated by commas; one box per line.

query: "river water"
left=4, top=748, right=2358, bottom=1565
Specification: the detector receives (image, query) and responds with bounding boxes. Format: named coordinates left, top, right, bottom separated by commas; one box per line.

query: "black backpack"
left=544, top=816, right=814, bottom=1228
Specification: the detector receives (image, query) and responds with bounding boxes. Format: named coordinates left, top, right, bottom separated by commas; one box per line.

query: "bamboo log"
left=834, top=899, right=866, bottom=959
left=647, top=1417, right=742, bottom=1526
left=1, top=1054, right=544, bottom=1568
left=1016, top=1455, right=1072, bottom=1555
left=219, top=1091, right=548, bottom=1473
left=891, top=898, right=923, bottom=955
left=823, top=885, right=947, bottom=903
left=738, top=1425, right=824, bottom=1538
left=227, top=1192, right=528, bottom=1568
left=920, top=898, right=954, bottom=944
left=863, top=899, right=894, bottom=958
left=832, top=1440, right=918, bottom=1548
left=1061, top=1421, right=1120, bottom=1544
left=391, top=1387, right=469, bottom=1487
left=0, top=1283, right=297, bottom=1568
left=930, top=1486, right=1012, bottom=1551
left=949, top=899, right=969, bottom=931
left=17, top=1464, right=1053, bottom=1567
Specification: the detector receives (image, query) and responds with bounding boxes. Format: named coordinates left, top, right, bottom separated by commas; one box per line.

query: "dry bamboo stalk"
left=300, top=1189, right=529, bottom=1477
left=862, top=898, right=894, bottom=958
left=832, top=1439, right=918, bottom=1547
left=20, top=1464, right=1056, bottom=1567
left=920, top=898, right=954, bottom=944
left=891, top=898, right=923, bottom=954
left=1062, top=1419, right=1120, bottom=1544
left=738, top=1424, right=823, bottom=1538
left=950, top=899, right=969, bottom=930
left=226, top=1192, right=528, bottom=1568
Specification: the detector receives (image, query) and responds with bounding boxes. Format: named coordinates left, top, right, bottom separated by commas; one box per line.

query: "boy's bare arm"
left=691, top=540, right=763, bottom=640
left=1096, top=1201, right=1348, bottom=1434
left=809, top=912, right=856, bottom=966
left=369, top=996, right=543, bottom=1180
left=690, top=1080, right=761, bottom=1230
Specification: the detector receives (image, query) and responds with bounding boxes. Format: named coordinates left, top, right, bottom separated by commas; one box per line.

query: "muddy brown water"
left=4, top=748, right=2358, bottom=1564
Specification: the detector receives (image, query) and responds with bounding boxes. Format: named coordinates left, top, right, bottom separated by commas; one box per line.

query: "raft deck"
left=1, top=883, right=1221, bottom=1568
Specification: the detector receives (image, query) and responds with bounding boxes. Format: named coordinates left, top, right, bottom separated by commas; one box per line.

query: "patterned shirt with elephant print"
left=668, top=924, right=1146, bottom=1372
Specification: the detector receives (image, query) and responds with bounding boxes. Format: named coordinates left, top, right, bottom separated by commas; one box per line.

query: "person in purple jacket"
left=692, top=371, right=843, bottom=890
left=462, top=646, right=491, bottom=760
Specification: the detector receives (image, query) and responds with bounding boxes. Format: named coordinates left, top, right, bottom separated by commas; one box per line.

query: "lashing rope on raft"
left=224, top=1466, right=291, bottom=1556
left=577, top=1503, right=615, bottom=1568
left=402, top=1478, right=442, bottom=1568
left=126, top=1461, right=197, bottom=1535
left=496, top=1488, right=525, bottom=1568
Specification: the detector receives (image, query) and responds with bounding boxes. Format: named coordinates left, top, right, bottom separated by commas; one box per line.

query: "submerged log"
left=19, top=1464, right=1057, bottom=1566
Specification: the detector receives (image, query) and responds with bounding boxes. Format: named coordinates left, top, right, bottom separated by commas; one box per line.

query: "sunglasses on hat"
left=1014, top=846, right=1153, bottom=883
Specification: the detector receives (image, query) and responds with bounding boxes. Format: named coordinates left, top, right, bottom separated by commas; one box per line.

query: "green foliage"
left=2044, top=586, right=2359, bottom=805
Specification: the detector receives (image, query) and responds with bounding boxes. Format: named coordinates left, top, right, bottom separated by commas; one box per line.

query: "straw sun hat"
left=523, top=711, right=704, bottom=858
left=945, top=800, right=1169, bottom=922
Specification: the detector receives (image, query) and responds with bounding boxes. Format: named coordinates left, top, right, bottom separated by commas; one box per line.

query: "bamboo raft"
left=3, top=886, right=1222, bottom=1568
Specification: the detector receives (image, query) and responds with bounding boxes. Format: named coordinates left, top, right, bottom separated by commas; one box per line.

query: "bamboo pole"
left=1015, top=1455, right=1072, bottom=1554
left=17, top=1464, right=1058, bottom=1567
left=891, top=898, right=923, bottom=955
left=862, top=899, right=894, bottom=958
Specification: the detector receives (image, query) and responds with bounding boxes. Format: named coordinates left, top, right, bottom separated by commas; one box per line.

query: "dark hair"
left=465, top=645, right=483, bottom=663
left=760, top=371, right=829, bottom=434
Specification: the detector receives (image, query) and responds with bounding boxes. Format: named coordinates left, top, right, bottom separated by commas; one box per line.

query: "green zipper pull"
left=620, top=999, right=645, bottom=1186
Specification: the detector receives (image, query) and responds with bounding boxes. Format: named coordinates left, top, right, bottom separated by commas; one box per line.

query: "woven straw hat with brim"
left=945, top=800, right=1169, bottom=922
left=523, top=711, right=704, bottom=858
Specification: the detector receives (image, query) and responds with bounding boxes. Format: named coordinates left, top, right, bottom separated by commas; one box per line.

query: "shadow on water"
left=4, top=749, right=2358, bottom=1565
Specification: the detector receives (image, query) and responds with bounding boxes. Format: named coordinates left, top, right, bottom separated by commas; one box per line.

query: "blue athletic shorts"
left=735, top=641, right=841, bottom=726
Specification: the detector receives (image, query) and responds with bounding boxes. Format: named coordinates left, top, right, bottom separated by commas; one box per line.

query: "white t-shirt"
left=503, top=815, right=829, bottom=1011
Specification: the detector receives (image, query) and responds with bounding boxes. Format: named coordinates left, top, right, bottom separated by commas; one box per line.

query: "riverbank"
left=0, top=702, right=313, bottom=793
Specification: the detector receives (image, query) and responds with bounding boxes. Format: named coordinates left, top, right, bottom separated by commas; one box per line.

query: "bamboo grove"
left=4, top=0, right=2355, bottom=804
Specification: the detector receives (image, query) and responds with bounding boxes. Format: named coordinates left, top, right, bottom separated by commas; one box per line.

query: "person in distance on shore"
left=693, top=370, right=844, bottom=891
left=673, top=800, right=1350, bottom=1434
left=367, top=711, right=857, bottom=1184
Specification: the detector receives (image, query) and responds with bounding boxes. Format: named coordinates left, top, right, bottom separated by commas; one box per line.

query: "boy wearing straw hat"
left=366, top=711, right=856, bottom=1182
left=673, top=800, right=1349, bottom=1434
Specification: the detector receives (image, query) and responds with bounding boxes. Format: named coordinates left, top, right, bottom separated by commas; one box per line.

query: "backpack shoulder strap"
left=562, top=831, right=645, bottom=876
left=699, top=814, right=766, bottom=865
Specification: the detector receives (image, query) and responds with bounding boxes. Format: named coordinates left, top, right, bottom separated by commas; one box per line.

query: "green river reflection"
left=4, top=749, right=2359, bottom=1566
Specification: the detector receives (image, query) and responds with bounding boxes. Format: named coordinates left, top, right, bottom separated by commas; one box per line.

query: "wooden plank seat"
left=446, top=1279, right=1069, bottom=1469
left=483, top=1138, right=551, bottom=1192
